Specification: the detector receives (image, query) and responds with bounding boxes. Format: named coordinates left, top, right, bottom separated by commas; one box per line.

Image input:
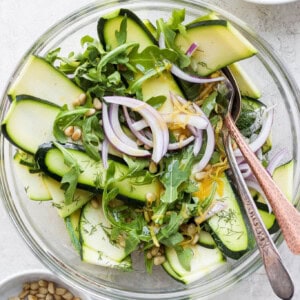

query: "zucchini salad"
left=1, top=9, right=294, bottom=283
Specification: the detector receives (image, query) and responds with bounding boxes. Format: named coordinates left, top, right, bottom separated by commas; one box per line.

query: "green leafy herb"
left=115, top=15, right=127, bottom=45
left=82, top=115, right=103, bottom=161
left=160, top=146, right=196, bottom=203
left=53, top=142, right=82, bottom=204
left=45, top=47, right=61, bottom=64
left=146, top=95, right=167, bottom=109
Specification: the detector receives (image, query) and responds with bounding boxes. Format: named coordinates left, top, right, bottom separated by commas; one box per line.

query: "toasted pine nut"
left=19, top=290, right=30, bottom=298
left=194, top=171, right=206, bottom=181
left=71, top=127, right=82, bottom=141
left=48, top=282, right=55, bottom=294
left=55, top=288, right=66, bottom=296
left=30, top=282, right=39, bottom=290
left=85, top=108, right=96, bottom=117
left=93, top=97, right=102, bottom=110
left=64, top=126, right=74, bottom=137
left=146, top=192, right=156, bottom=203
left=149, top=161, right=157, bottom=174
left=38, top=280, right=48, bottom=287
left=153, top=255, right=166, bottom=265
left=78, top=93, right=87, bottom=105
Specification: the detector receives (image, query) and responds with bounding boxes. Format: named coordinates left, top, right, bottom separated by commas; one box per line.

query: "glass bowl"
left=1, top=0, right=300, bottom=299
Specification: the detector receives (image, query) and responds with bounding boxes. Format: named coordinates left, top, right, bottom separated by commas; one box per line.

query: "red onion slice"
left=168, top=136, right=195, bottom=150
left=123, top=106, right=153, bottom=148
left=246, top=179, right=272, bottom=213
left=132, top=119, right=148, bottom=131
left=159, top=33, right=224, bottom=84
left=102, top=103, right=151, bottom=158
left=186, top=42, right=198, bottom=57
left=267, top=148, right=288, bottom=175
left=170, top=64, right=224, bottom=84
left=109, top=104, right=139, bottom=149
left=103, top=96, right=169, bottom=163
left=234, top=108, right=274, bottom=157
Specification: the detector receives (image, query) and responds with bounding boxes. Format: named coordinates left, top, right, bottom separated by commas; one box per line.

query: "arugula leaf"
left=129, top=45, right=178, bottom=72
left=202, top=91, right=218, bottom=117
left=156, top=17, right=190, bottom=69
left=53, top=142, right=82, bottom=204
left=115, top=15, right=127, bottom=45
left=82, top=115, right=103, bottom=161
left=97, top=42, right=139, bottom=73
left=160, top=146, right=196, bottom=203
left=122, top=155, right=149, bottom=177
left=146, top=95, right=167, bottom=109
left=160, top=232, right=184, bottom=247
left=45, top=47, right=61, bottom=64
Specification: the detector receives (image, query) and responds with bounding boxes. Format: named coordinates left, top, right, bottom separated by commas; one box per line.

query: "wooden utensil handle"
left=225, top=114, right=300, bottom=255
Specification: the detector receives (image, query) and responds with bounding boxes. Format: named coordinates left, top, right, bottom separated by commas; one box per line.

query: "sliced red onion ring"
left=168, top=136, right=195, bottom=151
left=267, top=148, right=288, bottom=175
left=123, top=106, right=153, bottom=148
left=238, top=163, right=252, bottom=179
left=158, top=33, right=224, bottom=84
left=186, top=42, right=198, bottom=57
left=246, top=179, right=272, bottom=213
left=193, top=131, right=203, bottom=156
left=101, top=138, right=109, bottom=170
left=234, top=108, right=274, bottom=157
left=103, top=96, right=169, bottom=163
left=102, top=103, right=151, bottom=158
left=170, top=64, right=224, bottom=84
left=109, top=104, right=138, bottom=149
left=132, top=119, right=148, bottom=131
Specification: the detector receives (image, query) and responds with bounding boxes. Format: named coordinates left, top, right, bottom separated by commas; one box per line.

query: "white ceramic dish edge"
left=0, top=269, right=92, bottom=300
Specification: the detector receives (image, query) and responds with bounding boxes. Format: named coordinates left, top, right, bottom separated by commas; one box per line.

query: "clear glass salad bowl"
left=1, top=0, right=300, bottom=299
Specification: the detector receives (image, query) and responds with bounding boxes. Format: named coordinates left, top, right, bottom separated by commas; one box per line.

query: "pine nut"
left=28, top=295, right=38, bottom=300
left=85, top=108, right=96, bottom=117
left=36, top=294, right=46, bottom=299
left=53, top=296, right=62, bottom=300
left=23, top=283, right=30, bottom=290
left=146, top=192, right=156, bottom=203
left=78, top=93, right=87, bottom=105
left=31, top=282, right=39, bottom=290
left=38, top=280, right=48, bottom=287
left=64, top=126, right=74, bottom=137
left=39, top=287, right=48, bottom=294
left=151, top=246, right=160, bottom=257
left=153, top=255, right=166, bottom=265
left=149, top=161, right=157, bottom=174
left=30, top=290, right=38, bottom=295
left=71, top=127, right=82, bottom=141
left=45, top=295, right=54, bottom=300
left=48, top=282, right=55, bottom=294
left=191, top=233, right=200, bottom=245
left=62, top=292, right=73, bottom=300
left=146, top=251, right=152, bottom=259
left=55, top=288, right=67, bottom=296
left=93, top=97, right=102, bottom=110
left=19, top=290, right=30, bottom=298
left=72, top=99, right=81, bottom=107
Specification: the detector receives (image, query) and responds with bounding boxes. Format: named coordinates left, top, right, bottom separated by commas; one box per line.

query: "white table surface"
left=0, top=1, right=299, bottom=299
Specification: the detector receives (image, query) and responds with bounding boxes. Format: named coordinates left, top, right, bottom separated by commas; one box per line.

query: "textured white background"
left=0, top=1, right=299, bottom=299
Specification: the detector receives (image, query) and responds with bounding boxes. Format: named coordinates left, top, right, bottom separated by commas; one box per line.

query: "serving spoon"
left=221, top=68, right=295, bottom=299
